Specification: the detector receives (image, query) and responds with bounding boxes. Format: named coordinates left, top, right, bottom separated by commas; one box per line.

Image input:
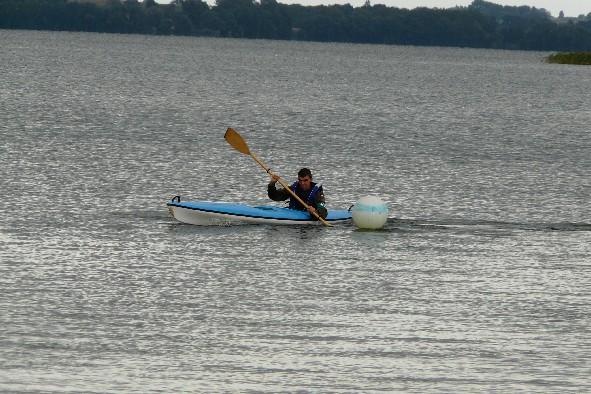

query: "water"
left=1, top=30, right=590, bottom=392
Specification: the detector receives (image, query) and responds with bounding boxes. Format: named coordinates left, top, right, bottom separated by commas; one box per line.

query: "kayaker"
left=268, top=168, right=328, bottom=219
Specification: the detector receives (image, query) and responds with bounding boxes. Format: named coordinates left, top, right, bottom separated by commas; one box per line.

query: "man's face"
left=298, top=176, right=312, bottom=191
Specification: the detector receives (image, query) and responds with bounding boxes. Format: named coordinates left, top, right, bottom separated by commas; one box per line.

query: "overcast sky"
left=157, top=1, right=590, bottom=18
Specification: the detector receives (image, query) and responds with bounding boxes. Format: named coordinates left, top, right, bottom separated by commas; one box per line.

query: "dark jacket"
left=268, top=181, right=328, bottom=219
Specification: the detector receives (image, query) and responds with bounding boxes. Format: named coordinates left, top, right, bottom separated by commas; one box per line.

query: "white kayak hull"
left=167, top=198, right=352, bottom=226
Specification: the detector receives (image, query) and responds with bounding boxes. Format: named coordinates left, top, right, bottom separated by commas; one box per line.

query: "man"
left=268, top=168, right=328, bottom=219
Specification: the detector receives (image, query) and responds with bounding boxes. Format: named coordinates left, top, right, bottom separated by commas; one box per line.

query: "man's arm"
left=313, top=186, right=328, bottom=219
left=267, top=177, right=290, bottom=201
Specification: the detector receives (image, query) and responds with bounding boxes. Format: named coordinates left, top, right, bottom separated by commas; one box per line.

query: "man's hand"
left=306, top=205, right=318, bottom=215
left=269, top=173, right=280, bottom=184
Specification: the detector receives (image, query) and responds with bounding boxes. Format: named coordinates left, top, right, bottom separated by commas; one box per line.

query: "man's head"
left=297, top=168, right=313, bottom=191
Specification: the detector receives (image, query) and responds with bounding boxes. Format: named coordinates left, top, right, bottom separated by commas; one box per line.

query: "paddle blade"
left=224, top=127, right=250, bottom=155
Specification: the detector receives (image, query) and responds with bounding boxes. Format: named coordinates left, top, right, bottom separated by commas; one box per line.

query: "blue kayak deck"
left=167, top=200, right=352, bottom=222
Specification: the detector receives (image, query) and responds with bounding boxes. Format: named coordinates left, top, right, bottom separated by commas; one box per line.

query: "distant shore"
left=2, top=0, right=591, bottom=51
left=547, top=52, right=591, bottom=65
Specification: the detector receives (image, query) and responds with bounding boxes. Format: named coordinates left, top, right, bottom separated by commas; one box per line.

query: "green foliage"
left=1, top=0, right=591, bottom=50
left=547, top=52, right=591, bottom=65
left=469, top=0, right=551, bottom=20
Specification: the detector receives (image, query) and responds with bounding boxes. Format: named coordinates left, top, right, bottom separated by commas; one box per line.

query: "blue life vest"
left=289, top=182, right=322, bottom=210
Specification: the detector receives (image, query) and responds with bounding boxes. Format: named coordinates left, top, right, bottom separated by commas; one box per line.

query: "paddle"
left=224, top=127, right=332, bottom=227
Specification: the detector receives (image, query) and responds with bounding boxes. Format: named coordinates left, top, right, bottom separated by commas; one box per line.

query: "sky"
left=156, top=0, right=590, bottom=18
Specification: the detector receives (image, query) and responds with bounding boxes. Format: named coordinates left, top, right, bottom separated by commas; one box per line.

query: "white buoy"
left=352, top=196, right=389, bottom=229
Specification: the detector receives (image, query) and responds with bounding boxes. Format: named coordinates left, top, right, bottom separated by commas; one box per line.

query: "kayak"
left=167, top=196, right=352, bottom=226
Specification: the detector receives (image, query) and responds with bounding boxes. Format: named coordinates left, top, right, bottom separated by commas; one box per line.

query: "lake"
left=1, top=29, right=590, bottom=392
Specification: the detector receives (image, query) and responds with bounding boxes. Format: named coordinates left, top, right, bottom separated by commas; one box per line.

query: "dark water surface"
left=1, top=30, right=590, bottom=392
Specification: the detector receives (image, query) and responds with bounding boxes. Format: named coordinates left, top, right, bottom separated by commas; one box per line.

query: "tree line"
left=1, top=0, right=591, bottom=51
